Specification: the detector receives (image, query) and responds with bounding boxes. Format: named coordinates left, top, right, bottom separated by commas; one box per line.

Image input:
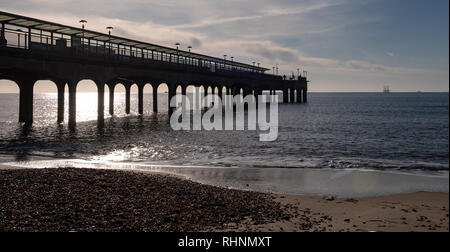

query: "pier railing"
left=2, top=27, right=281, bottom=81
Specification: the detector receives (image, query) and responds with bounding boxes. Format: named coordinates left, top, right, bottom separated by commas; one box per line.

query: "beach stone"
left=0, top=168, right=292, bottom=232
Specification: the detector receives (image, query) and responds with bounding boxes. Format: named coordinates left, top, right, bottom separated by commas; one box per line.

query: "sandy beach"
left=0, top=167, right=448, bottom=232
left=218, top=192, right=449, bottom=232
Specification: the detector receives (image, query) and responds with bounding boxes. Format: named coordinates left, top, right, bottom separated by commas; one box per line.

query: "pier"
left=0, top=11, right=308, bottom=126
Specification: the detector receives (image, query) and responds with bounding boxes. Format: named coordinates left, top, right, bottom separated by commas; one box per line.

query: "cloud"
left=387, top=52, right=395, bottom=57
left=168, top=0, right=343, bottom=30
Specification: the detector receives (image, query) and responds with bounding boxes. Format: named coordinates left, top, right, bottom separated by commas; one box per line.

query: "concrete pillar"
left=57, top=81, right=65, bottom=123
left=97, top=82, right=105, bottom=124
left=109, top=84, right=115, bottom=115
left=303, top=88, right=308, bottom=103
left=68, top=82, right=77, bottom=127
left=138, top=84, right=144, bottom=115
left=0, top=23, right=6, bottom=47
left=269, top=90, right=275, bottom=103
left=218, top=87, right=223, bottom=101
left=125, top=85, right=131, bottom=114
left=181, top=85, right=187, bottom=97
left=283, top=89, right=289, bottom=103
left=231, top=87, right=237, bottom=96
left=211, top=87, right=215, bottom=95
left=204, top=86, right=208, bottom=97
left=18, top=79, right=35, bottom=125
left=168, top=85, right=176, bottom=114
left=290, top=89, right=295, bottom=103
left=256, top=89, right=263, bottom=97
left=153, top=86, right=158, bottom=113
left=297, top=89, right=302, bottom=103
left=254, top=89, right=262, bottom=109
left=180, top=86, right=187, bottom=114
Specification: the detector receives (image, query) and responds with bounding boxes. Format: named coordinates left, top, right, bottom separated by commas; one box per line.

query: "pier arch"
left=0, top=79, right=20, bottom=123
left=221, top=86, right=227, bottom=95
left=130, top=83, right=139, bottom=115
left=33, top=80, right=59, bottom=124
left=111, top=83, right=126, bottom=116
left=185, top=85, right=198, bottom=111
left=142, top=83, right=154, bottom=114
left=74, top=79, right=105, bottom=124
left=157, top=83, right=169, bottom=113
left=0, top=79, right=19, bottom=93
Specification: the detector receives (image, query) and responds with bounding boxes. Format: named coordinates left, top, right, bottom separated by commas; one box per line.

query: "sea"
left=0, top=92, right=448, bottom=198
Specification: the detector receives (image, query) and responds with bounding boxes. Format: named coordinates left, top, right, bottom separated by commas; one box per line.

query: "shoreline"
left=0, top=167, right=448, bottom=232
left=2, top=160, right=448, bottom=199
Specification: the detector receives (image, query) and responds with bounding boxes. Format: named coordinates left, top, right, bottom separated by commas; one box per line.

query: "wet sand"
left=0, top=167, right=448, bottom=232
left=217, top=192, right=449, bottom=232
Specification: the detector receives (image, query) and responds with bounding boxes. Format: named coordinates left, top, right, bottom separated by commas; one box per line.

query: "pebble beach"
left=1, top=167, right=448, bottom=232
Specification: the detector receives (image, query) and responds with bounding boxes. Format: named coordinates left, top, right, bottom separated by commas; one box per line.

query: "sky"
left=0, top=0, right=448, bottom=93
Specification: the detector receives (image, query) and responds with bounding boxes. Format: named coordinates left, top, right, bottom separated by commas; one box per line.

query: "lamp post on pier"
left=106, top=26, right=113, bottom=55
left=175, top=42, right=180, bottom=64
left=231, top=56, right=234, bottom=70
left=187, top=45, right=192, bottom=65
left=223, top=55, right=227, bottom=70
left=79, top=20, right=87, bottom=52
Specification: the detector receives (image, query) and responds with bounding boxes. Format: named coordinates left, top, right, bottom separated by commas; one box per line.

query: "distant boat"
left=383, top=85, right=390, bottom=93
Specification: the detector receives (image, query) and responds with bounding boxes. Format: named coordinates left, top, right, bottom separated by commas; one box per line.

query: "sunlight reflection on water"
left=30, top=92, right=166, bottom=126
